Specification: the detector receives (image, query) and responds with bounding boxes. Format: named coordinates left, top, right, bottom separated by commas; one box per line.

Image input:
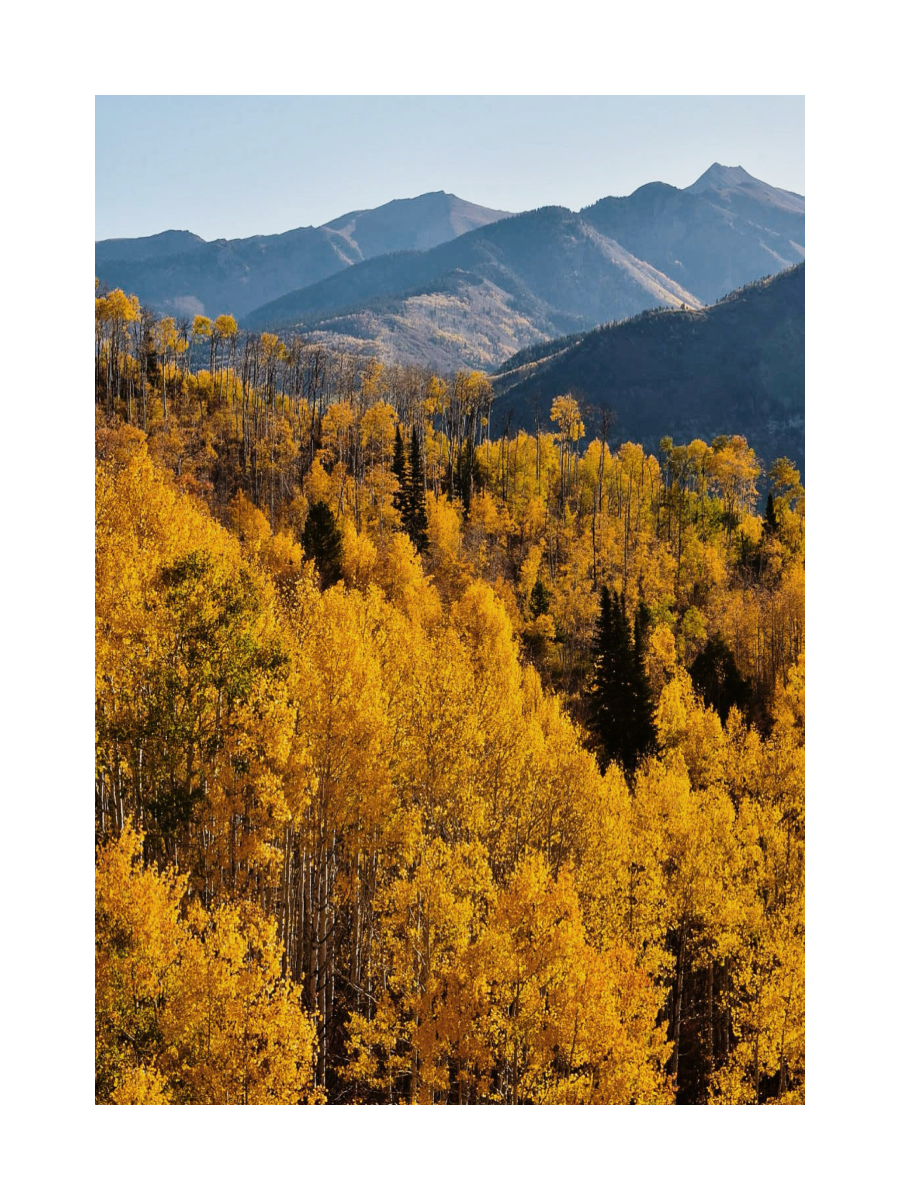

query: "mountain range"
left=96, top=164, right=804, bottom=374
left=581, top=163, right=804, bottom=304
left=244, top=206, right=703, bottom=370
left=492, top=263, right=805, bottom=472
left=95, top=192, right=512, bottom=321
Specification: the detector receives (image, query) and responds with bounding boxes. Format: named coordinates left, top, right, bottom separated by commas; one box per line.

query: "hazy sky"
left=96, top=96, right=804, bottom=241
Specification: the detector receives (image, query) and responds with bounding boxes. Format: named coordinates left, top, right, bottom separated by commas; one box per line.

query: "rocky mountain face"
left=320, top=191, right=514, bottom=258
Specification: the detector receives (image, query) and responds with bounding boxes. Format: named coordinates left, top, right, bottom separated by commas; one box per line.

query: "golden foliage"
left=94, top=300, right=804, bottom=1104
left=96, top=823, right=319, bottom=1104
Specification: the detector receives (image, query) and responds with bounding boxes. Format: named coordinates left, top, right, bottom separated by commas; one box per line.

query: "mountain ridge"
left=491, top=262, right=805, bottom=472
left=579, top=164, right=804, bottom=303
left=242, top=205, right=704, bottom=371
left=95, top=193, right=514, bottom=319
left=95, top=164, right=804, bottom=375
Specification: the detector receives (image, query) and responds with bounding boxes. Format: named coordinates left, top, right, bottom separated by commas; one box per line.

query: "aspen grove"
left=95, top=289, right=804, bottom=1104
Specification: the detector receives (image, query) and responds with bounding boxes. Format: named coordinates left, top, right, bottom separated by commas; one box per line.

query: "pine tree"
left=585, top=587, right=656, bottom=773
left=405, top=426, right=429, bottom=553
left=689, top=632, right=751, bottom=723
left=302, top=500, right=343, bottom=589
left=585, top=586, right=627, bottom=760
left=764, top=491, right=778, bottom=536
left=630, top=601, right=658, bottom=763
left=529, top=578, right=551, bottom=617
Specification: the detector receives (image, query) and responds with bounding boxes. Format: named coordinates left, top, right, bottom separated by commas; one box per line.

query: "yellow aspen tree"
left=96, top=823, right=319, bottom=1104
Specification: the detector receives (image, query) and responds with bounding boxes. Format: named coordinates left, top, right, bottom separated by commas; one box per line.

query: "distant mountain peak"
left=686, top=163, right=758, bottom=193
left=320, top=192, right=514, bottom=260
left=95, top=228, right=207, bottom=264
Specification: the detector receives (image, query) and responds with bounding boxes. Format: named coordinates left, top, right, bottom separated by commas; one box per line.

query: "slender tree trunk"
left=672, top=916, right=686, bottom=1093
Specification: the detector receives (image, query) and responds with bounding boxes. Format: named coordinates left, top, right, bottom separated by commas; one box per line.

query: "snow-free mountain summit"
left=95, top=192, right=514, bottom=320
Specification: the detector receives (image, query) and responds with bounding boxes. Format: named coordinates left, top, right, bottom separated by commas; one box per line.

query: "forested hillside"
left=95, top=284, right=804, bottom=1105
left=493, top=264, right=805, bottom=473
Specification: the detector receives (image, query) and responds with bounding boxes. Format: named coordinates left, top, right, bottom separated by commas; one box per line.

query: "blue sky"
left=96, top=96, right=804, bottom=241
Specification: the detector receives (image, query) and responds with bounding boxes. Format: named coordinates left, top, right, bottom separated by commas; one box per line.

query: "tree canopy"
left=94, top=286, right=805, bottom=1105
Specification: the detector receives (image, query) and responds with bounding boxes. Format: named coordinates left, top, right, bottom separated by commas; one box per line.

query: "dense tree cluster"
left=95, top=287, right=804, bottom=1104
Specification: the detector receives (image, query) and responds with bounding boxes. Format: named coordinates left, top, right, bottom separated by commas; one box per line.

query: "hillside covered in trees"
left=95, top=285, right=804, bottom=1105
left=492, top=264, right=805, bottom=473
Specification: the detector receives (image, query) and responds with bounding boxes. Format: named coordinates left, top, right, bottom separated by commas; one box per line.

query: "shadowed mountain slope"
left=491, top=263, right=805, bottom=472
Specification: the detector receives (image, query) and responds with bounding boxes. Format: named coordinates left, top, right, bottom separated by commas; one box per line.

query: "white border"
left=4, top=1, right=895, bottom=1194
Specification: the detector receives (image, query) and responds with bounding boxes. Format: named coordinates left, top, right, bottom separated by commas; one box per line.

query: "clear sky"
left=96, top=96, right=804, bottom=241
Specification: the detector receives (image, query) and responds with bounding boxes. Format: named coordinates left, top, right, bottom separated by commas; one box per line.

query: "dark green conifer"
left=764, top=491, right=778, bottom=536
left=302, top=500, right=343, bottom=589
left=630, top=601, right=658, bottom=763
left=689, top=633, right=751, bottom=724
left=529, top=579, right=551, bottom=617
left=405, top=426, right=429, bottom=553
left=585, top=586, right=626, bottom=758
left=586, top=587, right=657, bottom=774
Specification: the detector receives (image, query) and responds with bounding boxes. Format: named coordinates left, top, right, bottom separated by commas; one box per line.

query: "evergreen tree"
left=585, top=587, right=657, bottom=774
left=405, top=426, right=429, bottom=553
left=302, top=500, right=343, bottom=589
left=764, top=491, right=778, bottom=536
left=689, top=633, right=751, bottom=724
left=631, top=601, right=658, bottom=762
left=585, top=586, right=628, bottom=759
left=529, top=578, right=551, bottom=617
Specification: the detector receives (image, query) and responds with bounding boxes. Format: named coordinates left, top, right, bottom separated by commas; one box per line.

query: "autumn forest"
left=95, top=290, right=804, bottom=1105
